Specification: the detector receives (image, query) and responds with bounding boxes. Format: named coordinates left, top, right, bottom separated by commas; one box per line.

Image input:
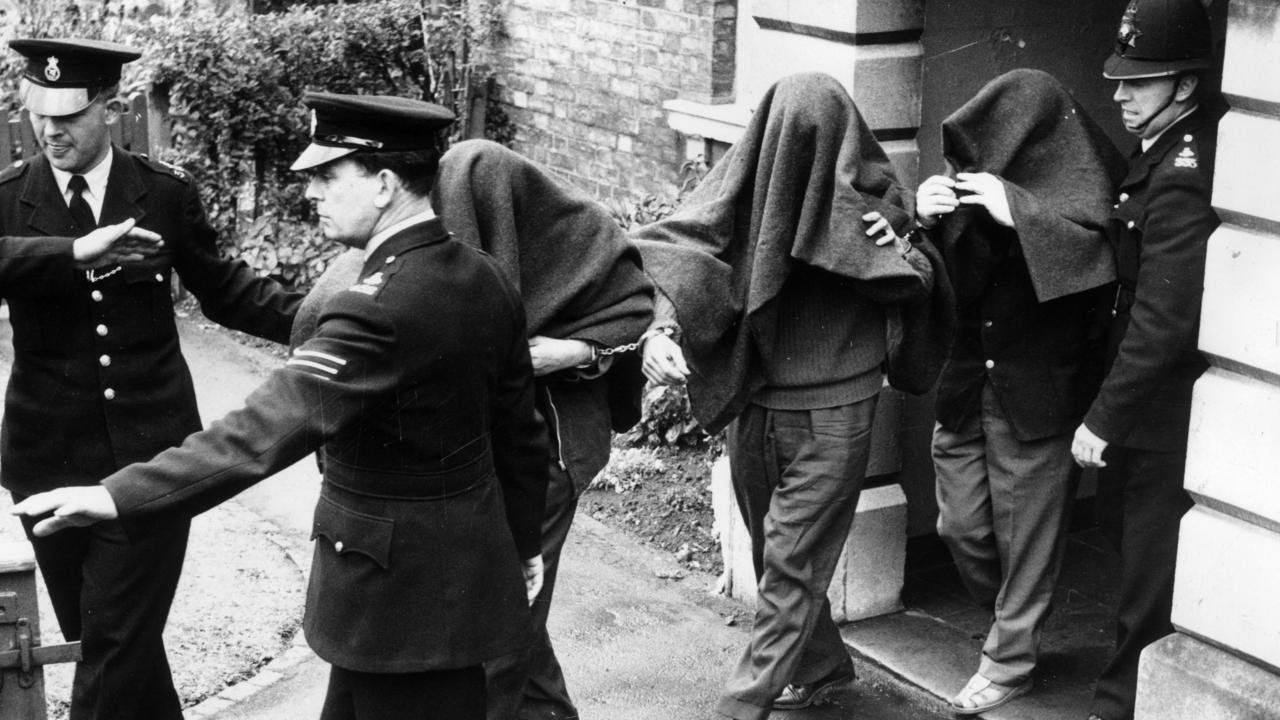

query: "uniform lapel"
left=17, top=155, right=74, bottom=235
left=98, top=146, right=147, bottom=227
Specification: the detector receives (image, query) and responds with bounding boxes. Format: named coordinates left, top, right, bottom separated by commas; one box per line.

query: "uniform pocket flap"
left=119, top=257, right=171, bottom=284
left=311, top=495, right=394, bottom=570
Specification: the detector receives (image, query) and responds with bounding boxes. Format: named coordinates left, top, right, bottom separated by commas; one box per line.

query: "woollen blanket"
left=938, top=68, right=1127, bottom=304
left=631, top=72, right=956, bottom=433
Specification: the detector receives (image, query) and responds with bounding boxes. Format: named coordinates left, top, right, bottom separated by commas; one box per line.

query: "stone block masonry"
left=492, top=0, right=732, bottom=202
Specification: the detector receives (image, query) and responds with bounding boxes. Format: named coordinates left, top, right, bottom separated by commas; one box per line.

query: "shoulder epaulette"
left=0, top=157, right=31, bottom=184
left=136, top=153, right=191, bottom=181
left=1171, top=133, right=1200, bottom=170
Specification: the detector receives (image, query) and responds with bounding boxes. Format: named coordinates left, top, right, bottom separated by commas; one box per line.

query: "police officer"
left=0, top=38, right=304, bottom=720
left=1070, top=2, right=1222, bottom=719
left=14, top=92, right=550, bottom=720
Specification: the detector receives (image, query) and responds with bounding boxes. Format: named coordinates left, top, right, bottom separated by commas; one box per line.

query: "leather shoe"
left=772, top=660, right=856, bottom=710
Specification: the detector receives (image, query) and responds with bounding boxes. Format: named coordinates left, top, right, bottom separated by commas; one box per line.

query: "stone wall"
left=1135, top=0, right=1280, bottom=716
left=489, top=0, right=731, bottom=202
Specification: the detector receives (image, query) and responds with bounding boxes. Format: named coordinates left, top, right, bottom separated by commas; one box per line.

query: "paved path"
left=171, top=315, right=946, bottom=720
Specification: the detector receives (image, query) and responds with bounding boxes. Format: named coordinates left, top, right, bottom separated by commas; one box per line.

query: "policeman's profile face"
left=1112, top=76, right=1184, bottom=139
left=304, top=158, right=384, bottom=249
left=29, top=96, right=116, bottom=175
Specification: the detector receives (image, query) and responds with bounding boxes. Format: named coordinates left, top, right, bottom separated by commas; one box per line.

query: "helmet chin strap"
left=1129, top=77, right=1182, bottom=135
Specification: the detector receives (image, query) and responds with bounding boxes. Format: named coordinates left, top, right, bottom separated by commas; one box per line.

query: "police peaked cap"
left=290, top=92, right=457, bottom=171
left=9, top=37, right=141, bottom=117
left=1104, top=0, right=1214, bottom=80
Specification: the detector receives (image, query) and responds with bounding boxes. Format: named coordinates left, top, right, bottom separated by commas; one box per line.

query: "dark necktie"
left=67, top=174, right=97, bottom=232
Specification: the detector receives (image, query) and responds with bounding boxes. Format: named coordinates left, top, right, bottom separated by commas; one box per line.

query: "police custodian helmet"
left=1104, top=0, right=1214, bottom=80
left=8, top=38, right=141, bottom=117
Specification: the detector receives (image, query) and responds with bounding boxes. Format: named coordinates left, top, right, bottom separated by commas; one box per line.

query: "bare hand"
left=1072, top=424, right=1109, bottom=468
left=10, top=486, right=119, bottom=536
left=954, top=172, right=1015, bottom=228
left=861, top=211, right=912, bottom=254
left=523, top=554, right=544, bottom=605
left=916, top=175, right=959, bottom=228
left=641, top=333, right=690, bottom=386
left=73, top=218, right=164, bottom=269
left=527, top=336, right=593, bottom=377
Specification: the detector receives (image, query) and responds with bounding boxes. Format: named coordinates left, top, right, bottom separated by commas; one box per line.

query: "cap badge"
left=44, top=56, right=61, bottom=82
left=1118, top=2, right=1142, bottom=51
left=309, top=109, right=317, bottom=138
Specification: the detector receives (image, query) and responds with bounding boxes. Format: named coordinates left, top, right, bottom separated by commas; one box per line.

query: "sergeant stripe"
left=286, top=358, right=341, bottom=375
left=293, top=349, right=348, bottom=366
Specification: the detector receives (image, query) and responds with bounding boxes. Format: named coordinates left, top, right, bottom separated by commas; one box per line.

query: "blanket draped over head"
left=433, top=139, right=654, bottom=432
left=938, top=68, right=1126, bottom=305
left=433, top=139, right=653, bottom=350
left=631, top=72, right=956, bottom=434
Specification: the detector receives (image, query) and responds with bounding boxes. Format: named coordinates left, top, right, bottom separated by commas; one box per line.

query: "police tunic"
left=1083, top=107, right=1220, bottom=450
left=102, top=219, right=550, bottom=672
left=0, top=148, right=304, bottom=494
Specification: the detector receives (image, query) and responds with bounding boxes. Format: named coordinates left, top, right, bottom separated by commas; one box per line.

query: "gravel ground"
left=0, top=495, right=305, bottom=718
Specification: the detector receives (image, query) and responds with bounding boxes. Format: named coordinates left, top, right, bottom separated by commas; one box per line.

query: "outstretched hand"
left=73, top=218, right=164, bottom=269
left=10, top=486, right=119, bottom=536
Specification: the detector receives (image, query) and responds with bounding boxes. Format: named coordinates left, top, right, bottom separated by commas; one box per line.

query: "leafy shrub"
left=1, top=0, right=507, bottom=289
left=591, top=447, right=667, bottom=493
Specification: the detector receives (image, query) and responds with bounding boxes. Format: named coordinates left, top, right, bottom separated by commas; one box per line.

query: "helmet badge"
left=44, top=55, right=61, bottom=82
left=1118, top=2, right=1142, bottom=51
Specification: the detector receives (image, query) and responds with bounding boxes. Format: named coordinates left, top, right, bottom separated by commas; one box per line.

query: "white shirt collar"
left=1142, top=105, right=1198, bottom=153
left=365, top=208, right=436, bottom=258
left=51, top=146, right=114, bottom=222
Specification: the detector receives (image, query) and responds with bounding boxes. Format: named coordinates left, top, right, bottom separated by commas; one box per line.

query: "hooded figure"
left=634, top=72, right=951, bottom=720
left=294, top=139, right=654, bottom=720
left=917, top=68, right=1125, bottom=716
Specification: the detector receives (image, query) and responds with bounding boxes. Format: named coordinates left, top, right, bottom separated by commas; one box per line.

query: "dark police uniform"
left=0, top=38, right=304, bottom=720
left=101, top=216, right=549, bottom=691
left=95, top=91, right=551, bottom=720
left=1082, top=2, right=1222, bottom=717
left=1083, top=106, right=1219, bottom=720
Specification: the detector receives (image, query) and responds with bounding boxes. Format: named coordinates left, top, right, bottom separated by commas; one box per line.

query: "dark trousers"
left=485, top=462, right=579, bottom=720
left=321, top=664, right=485, bottom=720
left=16, top=499, right=188, bottom=720
left=933, top=383, right=1079, bottom=685
left=714, top=398, right=876, bottom=720
left=1090, top=446, right=1193, bottom=720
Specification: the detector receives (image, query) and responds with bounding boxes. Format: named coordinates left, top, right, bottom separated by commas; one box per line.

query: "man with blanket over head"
left=913, top=68, right=1126, bottom=716
left=634, top=72, right=955, bottom=719
left=292, top=139, right=654, bottom=720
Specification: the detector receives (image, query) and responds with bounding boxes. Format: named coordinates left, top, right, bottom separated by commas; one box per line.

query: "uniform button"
left=91, top=290, right=104, bottom=302
left=1119, top=193, right=1130, bottom=202
left=1127, top=221, right=1136, bottom=229
left=1183, top=134, right=1193, bottom=142
left=155, top=273, right=164, bottom=282
left=1111, top=309, right=1118, bottom=317
left=1112, top=204, right=1119, bottom=209
left=334, top=541, right=345, bottom=553
left=99, top=354, right=111, bottom=367
left=983, top=320, right=993, bottom=328
left=95, top=324, right=108, bottom=337
left=103, top=388, right=116, bottom=400
left=384, top=256, right=395, bottom=264
left=984, top=359, right=995, bottom=370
